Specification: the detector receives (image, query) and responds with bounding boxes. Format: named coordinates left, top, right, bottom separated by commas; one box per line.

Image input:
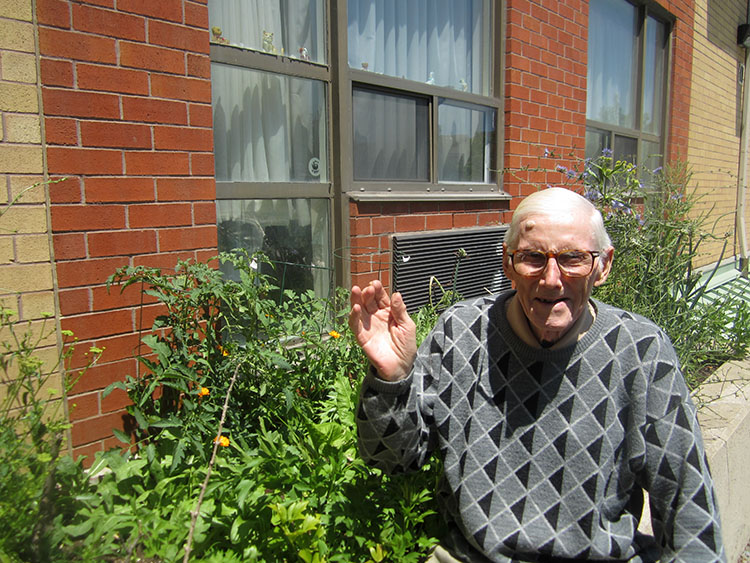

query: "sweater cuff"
left=362, top=363, right=413, bottom=395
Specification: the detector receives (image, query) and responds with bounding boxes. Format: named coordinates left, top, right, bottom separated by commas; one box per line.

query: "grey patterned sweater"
left=356, top=292, right=725, bottom=562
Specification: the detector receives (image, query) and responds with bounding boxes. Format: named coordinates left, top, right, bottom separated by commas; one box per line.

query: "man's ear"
left=502, top=244, right=518, bottom=289
left=593, top=246, right=614, bottom=287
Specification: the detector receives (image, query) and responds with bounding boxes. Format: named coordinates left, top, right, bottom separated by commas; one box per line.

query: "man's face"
left=503, top=212, right=613, bottom=344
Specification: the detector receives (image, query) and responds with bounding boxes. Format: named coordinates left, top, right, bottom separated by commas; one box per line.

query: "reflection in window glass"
left=614, top=135, right=637, bottom=165
left=208, top=0, right=326, bottom=64
left=640, top=140, right=662, bottom=172
left=347, top=0, right=490, bottom=95
left=217, top=199, right=331, bottom=297
left=587, top=0, right=638, bottom=128
left=639, top=139, right=662, bottom=187
left=212, top=63, right=328, bottom=183
left=352, top=88, right=429, bottom=181
left=643, top=16, right=667, bottom=135
left=438, top=101, right=495, bottom=183
left=585, top=127, right=610, bottom=161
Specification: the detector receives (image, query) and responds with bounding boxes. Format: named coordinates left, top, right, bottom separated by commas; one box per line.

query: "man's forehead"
left=517, top=212, right=595, bottom=243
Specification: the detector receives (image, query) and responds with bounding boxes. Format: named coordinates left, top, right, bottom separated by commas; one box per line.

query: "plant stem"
left=182, top=361, right=241, bottom=563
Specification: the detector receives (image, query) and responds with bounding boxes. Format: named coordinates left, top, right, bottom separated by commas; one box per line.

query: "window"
left=586, top=0, right=669, bottom=172
left=345, top=0, right=500, bottom=195
left=208, top=0, right=502, bottom=296
left=209, top=0, right=332, bottom=296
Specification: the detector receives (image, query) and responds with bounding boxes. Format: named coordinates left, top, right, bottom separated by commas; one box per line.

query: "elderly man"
left=349, top=188, right=725, bottom=562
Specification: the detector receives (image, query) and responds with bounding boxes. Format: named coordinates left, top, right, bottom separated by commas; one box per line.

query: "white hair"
left=503, top=187, right=612, bottom=251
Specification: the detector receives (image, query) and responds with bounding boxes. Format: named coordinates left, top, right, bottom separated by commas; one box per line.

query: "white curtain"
left=586, top=0, right=638, bottom=128
left=353, top=88, right=429, bottom=180
left=208, top=0, right=324, bottom=62
left=642, top=16, right=666, bottom=135
left=438, top=101, right=492, bottom=182
left=212, top=63, right=326, bottom=183
left=347, top=0, right=488, bottom=94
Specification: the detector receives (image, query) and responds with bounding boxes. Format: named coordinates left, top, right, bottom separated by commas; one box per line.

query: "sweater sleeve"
left=640, top=329, right=726, bottom=562
left=354, top=314, right=444, bottom=474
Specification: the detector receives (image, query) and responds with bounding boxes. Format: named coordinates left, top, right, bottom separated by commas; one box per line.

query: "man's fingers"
left=390, top=291, right=411, bottom=325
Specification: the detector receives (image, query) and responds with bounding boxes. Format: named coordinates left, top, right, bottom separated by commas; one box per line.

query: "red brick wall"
left=37, top=0, right=217, bottom=460
left=502, top=0, right=589, bottom=217
left=657, top=0, right=694, bottom=163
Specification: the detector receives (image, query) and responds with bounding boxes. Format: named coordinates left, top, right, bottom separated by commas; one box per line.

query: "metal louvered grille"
left=392, top=227, right=511, bottom=312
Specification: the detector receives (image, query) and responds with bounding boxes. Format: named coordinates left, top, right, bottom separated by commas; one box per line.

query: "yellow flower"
left=198, top=387, right=209, bottom=397
left=214, top=435, right=230, bottom=447
left=219, top=346, right=229, bottom=356
left=328, top=330, right=341, bottom=339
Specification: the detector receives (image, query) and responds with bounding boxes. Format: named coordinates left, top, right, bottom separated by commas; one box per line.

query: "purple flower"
left=584, top=188, right=602, bottom=202
left=602, top=148, right=613, bottom=158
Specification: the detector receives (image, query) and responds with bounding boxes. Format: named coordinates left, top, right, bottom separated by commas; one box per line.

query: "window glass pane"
left=352, top=87, right=429, bottom=181
left=217, top=198, right=331, bottom=296
left=643, top=16, right=667, bottom=135
left=438, top=101, right=495, bottom=183
left=639, top=139, right=662, bottom=186
left=585, top=127, right=611, bottom=161
left=348, top=0, right=490, bottom=95
left=208, top=0, right=326, bottom=63
left=212, top=63, right=328, bottom=183
left=613, top=134, right=637, bottom=165
left=587, top=0, right=638, bottom=128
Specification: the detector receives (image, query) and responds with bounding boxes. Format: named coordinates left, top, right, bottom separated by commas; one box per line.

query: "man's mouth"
left=536, top=297, right=567, bottom=306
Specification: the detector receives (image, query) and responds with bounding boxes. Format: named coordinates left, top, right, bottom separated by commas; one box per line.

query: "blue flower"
left=601, top=148, right=613, bottom=157
left=584, top=188, right=602, bottom=202
left=611, top=200, right=632, bottom=214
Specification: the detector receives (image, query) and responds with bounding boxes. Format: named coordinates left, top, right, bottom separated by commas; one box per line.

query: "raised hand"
left=348, top=280, right=417, bottom=382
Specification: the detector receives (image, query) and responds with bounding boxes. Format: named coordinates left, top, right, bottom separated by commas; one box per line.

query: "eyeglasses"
left=508, top=249, right=601, bottom=278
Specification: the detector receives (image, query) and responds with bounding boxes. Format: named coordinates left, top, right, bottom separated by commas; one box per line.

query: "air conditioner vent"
left=392, top=226, right=511, bottom=312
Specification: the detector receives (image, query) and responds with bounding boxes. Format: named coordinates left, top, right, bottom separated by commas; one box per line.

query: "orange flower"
left=214, top=435, right=230, bottom=447
left=328, top=330, right=341, bottom=339
left=198, top=387, right=209, bottom=397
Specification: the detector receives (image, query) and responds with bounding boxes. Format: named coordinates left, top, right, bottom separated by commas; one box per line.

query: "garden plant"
left=2, top=154, right=750, bottom=561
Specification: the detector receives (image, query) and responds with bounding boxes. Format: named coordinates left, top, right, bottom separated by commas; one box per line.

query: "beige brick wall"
left=0, top=2, right=63, bottom=426
left=688, top=0, right=748, bottom=268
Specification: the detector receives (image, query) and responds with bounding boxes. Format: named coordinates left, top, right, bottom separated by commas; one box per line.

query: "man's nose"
left=541, top=256, right=564, bottom=285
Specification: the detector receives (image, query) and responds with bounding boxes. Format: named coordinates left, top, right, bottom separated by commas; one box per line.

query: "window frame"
left=585, top=0, right=673, bottom=170
left=333, top=0, right=505, bottom=201
left=210, top=44, right=333, bottom=202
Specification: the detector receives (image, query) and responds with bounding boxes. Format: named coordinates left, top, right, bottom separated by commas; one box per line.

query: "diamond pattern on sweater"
left=356, top=293, right=725, bottom=562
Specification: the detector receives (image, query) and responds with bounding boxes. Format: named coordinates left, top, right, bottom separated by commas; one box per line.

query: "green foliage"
left=43, top=253, right=444, bottom=562
left=0, top=306, right=100, bottom=562
left=580, top=154, right=750, bottom=387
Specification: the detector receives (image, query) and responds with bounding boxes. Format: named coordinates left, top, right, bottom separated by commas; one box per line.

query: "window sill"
left=347, top=191, right=511, bottom=202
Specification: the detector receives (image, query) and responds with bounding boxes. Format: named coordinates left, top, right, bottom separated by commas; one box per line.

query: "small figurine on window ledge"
left=262, top=30, right=278, bottom=54
left=459, top=78, right=468, bottom=92
left=298, top=47, right=310, bottom=61
left=361, top=62, right=369, bottom=70
left=211, top=26, right=228, bottom=44
left=426, top=71, right=435, bottom=84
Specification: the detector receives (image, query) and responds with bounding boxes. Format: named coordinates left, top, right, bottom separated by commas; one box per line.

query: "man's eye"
left=560, top=252, right=587, bottom=264
left=520, top=252, right=545, bottom=264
